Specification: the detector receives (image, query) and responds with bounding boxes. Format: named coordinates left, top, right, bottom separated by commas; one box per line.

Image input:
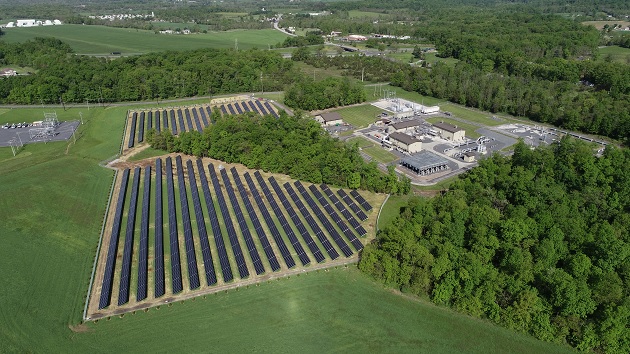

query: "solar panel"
left=226, top=104, right=236, bottom=115
left=241, top=173, right=296, bottom=269
left=147, top=111, right=153, bottom=130
left=220, top=168, right=265, bottom=275
left=241, top=102, right=251, bottom=112
left=196, top=159, right=233, bottom=282
left=205, top=106, right=214, bottom=123
left=248, top=172, right=314, bottom=265
left=162, top=110, right=169, bottom=130
left=264, top=102, right=279, bottom=118
left=154, top=158, right=165, bottom=297
left=239, top=172, right=281, bottom=271
left=186, top=160, right=217, bottom=286
left=137, top=165, right=151, bottom=302
left=155, top=110, right=161, bottom=133
left=294, top=181, right=353, bottom=257
left=191, top=108, right=203, bottom=131
left=118, top=167, right=141, bottom=305
left=127, top=113, right=137, bottom=148
left=137, top=111, right=145, bottom=143
left=166, top=157, right=183, bottom=293
left=234, top=102, right=243, bottom=114
left=169, top=110, right=178, bottom=135
left=220, top=105, right=228, bottom=115
left=175, top=156, right=201, bottom=290
left=184, top=108, right=194, bottom=132
left=321, top=184, right=367, bottom=236
left=309, top=184, right=363, bottom=251
left=98, top=168, right=130, bottom=309
left=278, top=179, right=340, bottom=260
left=198, top=107, right=209, bottom=127
left=337, top=189, right=368, bottom=221
left=244, top=101, right=257, bottom=114
left=255, top=100, right=269, bottom=115
left=178, top=109, right=187, bottom=133
left=207, top=163, right=249, bottom=279
left=258, top=174, right=325, bottom=263
left=351, top=189, right=373, bottom=211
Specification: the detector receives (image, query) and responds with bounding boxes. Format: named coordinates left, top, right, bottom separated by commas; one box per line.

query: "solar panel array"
left=294, top=181, right=353, bottom=257
left=309, top=184, right=363, bottom=252
left=96, top=156, right=373, bottom=311
left=137, top=165, right=151, bottom=302
left=337, top=189, right=368, bottom=221
left=281, top=180, right=340, bottom=260
left=196, top=159, right=233, bottom=282
left=166, top=157, right=184, bottom=293
left=118, top=167, right=140, bottom=305
left=220, top=168, right=265, bottom=275
left=186, top=160, right=217, bottom=286
left=154, top=158, right=165, bottom=297
left=124, top=101, right=280, bottom=151
left=321, top=184, right=367, bottom=236
left=233, top=169, right=281, bottom=272
left=175, top=156, right=201, bottom=290
left=248, top=174, right=296, bottom=269
left=248, top=173, right=309, bottom=266
left=351, top=189, right=373, bottom=211
left=261, top=174, right=326, bottom=263
left=208, top=163, right=249, bottom=279
left=99, top=168, right=129, bottom=309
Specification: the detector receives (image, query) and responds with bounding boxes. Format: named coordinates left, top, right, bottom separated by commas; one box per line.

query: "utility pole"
left=86, top=99, right=90, bottom=110
left=234, top=38, right=238, bottom=51
left=260, top=72, right=264, bottom=96
left=361, top=67, right=365, bottom=82
left=79, top=112, right=84, bottom=125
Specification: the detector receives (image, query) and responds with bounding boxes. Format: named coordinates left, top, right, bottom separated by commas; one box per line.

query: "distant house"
left=315, top=112, right=343, bottom=126
left=463, top=152, right=476, bottom=162
left=432, top=121, right=465, bottom=141
left=388, top=132, right=423, bottom=153
left=347, top=34, right=367, bottom=41
left=0, top=69, right=17, bottom=77
left=387, top=119, right=423, bottom=134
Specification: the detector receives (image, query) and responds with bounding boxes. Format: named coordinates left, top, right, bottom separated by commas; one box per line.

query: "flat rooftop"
left=401, top=150, right=449, bottom=170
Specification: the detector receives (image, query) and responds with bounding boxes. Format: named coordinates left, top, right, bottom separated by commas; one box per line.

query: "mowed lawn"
left=597, top=45, right=630, bottom=63
left=440, top=103, right=504, bottom=126
left=0, top=105, right=574, bottom=353
left=1, top=25, right=288, bottom=54
left=333, top=104, right=383, bottom=128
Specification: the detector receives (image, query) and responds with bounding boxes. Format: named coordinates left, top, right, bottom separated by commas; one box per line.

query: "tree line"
left=360, top=138, right=630, bottom=353
left=146, top=111, right=411, bottom=194
left=284, top=76, right=366, bottom=111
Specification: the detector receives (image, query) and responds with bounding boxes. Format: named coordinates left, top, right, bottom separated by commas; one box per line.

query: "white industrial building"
left=432, top=122, right=466, bottom=141
left=388, top=132, right=423, bottom=153
left=6, top=19, right=62, bottom=27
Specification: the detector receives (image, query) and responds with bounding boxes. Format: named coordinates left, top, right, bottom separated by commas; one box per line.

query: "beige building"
left=463, top=152, right=476, bottom=162
left=388, top=132, right=423, bottom=153
left=432, top=122, right=465, bottom=141
left=315, top=112, right=343, bottom=126
left=387, top=119, right=423, bottom=134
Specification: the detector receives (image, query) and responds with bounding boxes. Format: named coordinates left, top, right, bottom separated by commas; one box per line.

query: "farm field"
left=439, top=103, right=505, bottom=126
left=582, top=20, right=630, bottom=30
left=333, top=104, right=383, bottom=128
left=0, top=103, right=575, bottom=354
left=1, top=25, right=288, bottom=54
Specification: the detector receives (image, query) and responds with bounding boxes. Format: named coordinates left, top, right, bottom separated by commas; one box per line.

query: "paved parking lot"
left=0, top=121, right=80, bottom=147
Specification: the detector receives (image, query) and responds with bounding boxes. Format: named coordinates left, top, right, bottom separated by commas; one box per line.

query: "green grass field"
left=363, top=146, right=398, bottom=164
left=1, top=25, right=288, bottom=54
left=333, top=104, right=383, bottom=128
left=347, top=136, right=376, bottom=148
left=424, top=52, right=460, bottom=67
left=440, top=103, right=504, bottom=127
left=426, top=116, right=482, bottom=139
left=597, top=45, right=630, bottom=63
left=0, top=104, right=575, bottom=353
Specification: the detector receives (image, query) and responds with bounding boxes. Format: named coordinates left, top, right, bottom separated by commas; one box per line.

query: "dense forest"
left=147, top=111, right=411, bottom=194
left=0, top=39, right=297, bottom=103
left=284, top=75, right=366, bottom=111
left=360, top=138, right=630, bottom=353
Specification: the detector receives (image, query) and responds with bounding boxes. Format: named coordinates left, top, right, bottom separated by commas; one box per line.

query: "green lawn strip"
left=127, top=147, right=169, bottom=162
left=596, top=45, right=630, bottom=63
left=332, top=104, right=383, bottom=128
left=439, top=103, right=504, bottom=126
left=347, top=136, right=376, bottom=148
left=377, top=194, right=415, bottom=230
left=413, top=175, right=459, bottom=191
left=293, top=61, right=347, bottom=80
left=425, top=117, right=482, bottom=139
left=364, top=84, right=446, bottom=106
left=362, top=146, right=398, bottom=164
left=424, top=52, right=460, bottom=66
left=2, top=25, right=288, bottom=54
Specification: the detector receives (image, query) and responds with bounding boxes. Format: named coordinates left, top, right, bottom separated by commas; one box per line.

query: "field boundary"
left=83, top=168, right=119, bottom=321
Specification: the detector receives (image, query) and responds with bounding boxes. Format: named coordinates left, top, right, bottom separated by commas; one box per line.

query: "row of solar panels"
left=126, top=100, right=279, bottom=149
left=98, top=157, right=371, bottom=309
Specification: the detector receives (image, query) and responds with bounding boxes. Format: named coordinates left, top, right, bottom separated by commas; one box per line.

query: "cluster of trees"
left=295, top=52, right=406, bottom=83
left=0, top=41, right=298, bottom=103
left=360, top=138, right=630, bottom=353
left=147, top=111, right=410, bottom=194
left=284, top=76, right=366, bottom=111
left=279, top=33, right=324, bottom=48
